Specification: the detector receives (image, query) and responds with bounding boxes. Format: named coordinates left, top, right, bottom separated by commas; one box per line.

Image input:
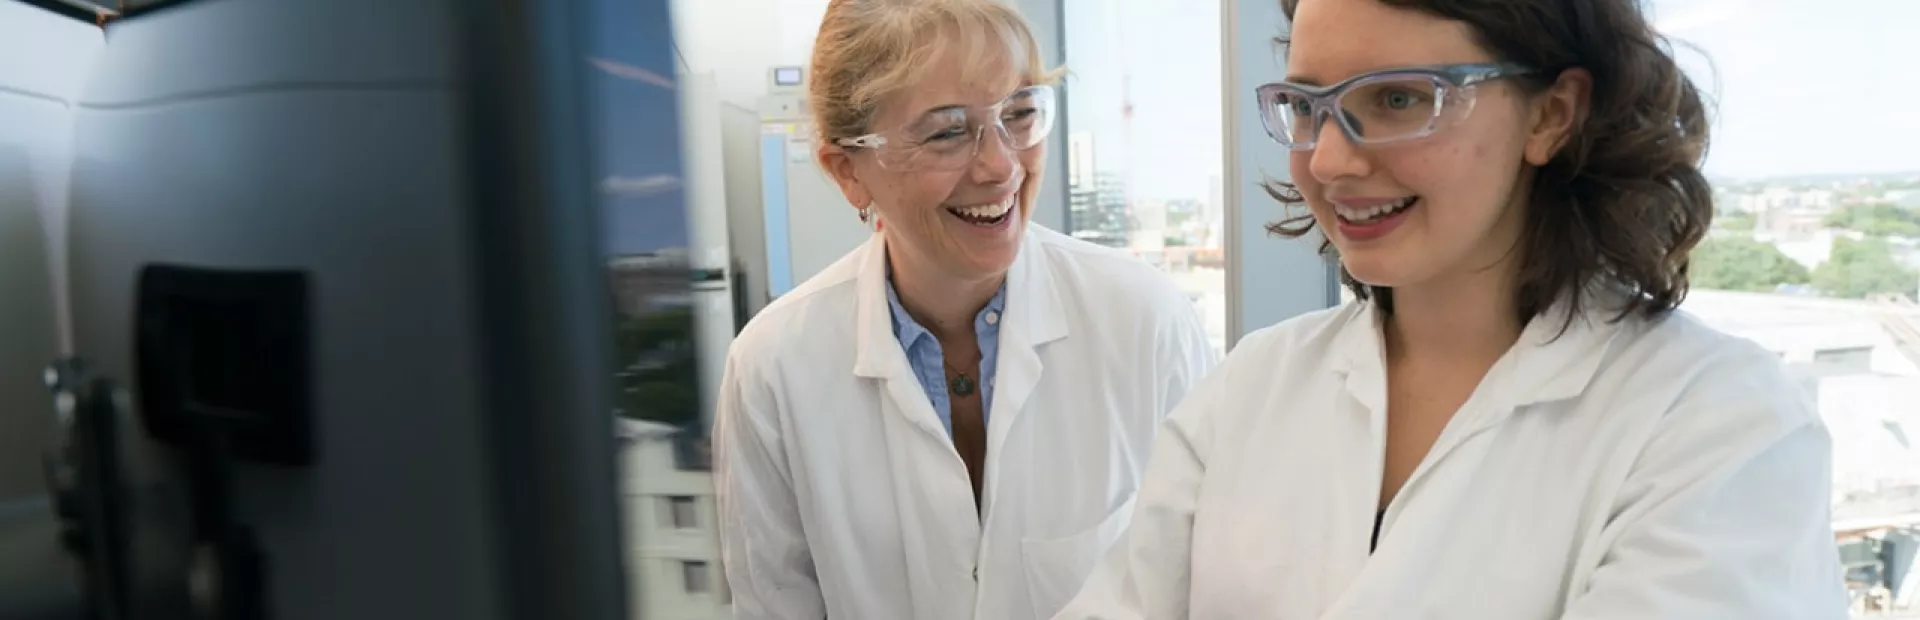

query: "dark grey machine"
left=0, top=0, right=692, bottom=617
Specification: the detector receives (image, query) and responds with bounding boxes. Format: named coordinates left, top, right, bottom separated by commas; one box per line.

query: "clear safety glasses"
left=1255, top=62, right=1534, bottom=151
left=834, top=85, right=1057, bottom=171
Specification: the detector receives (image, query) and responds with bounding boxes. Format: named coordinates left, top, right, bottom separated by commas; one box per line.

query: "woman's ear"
left=818, top=144, right=873, bottom=213
left=1524, top=67, right=1593, bottom=166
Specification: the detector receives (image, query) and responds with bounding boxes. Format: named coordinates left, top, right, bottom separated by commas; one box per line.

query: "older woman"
left=710, top=1, right=1218, bottom=619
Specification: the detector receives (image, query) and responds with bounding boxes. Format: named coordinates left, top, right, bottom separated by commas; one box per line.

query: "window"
left=1650, top=1, right=1920, bottom=615
left=1062, top=0, right=1229, bottom=355
left=661, top=495, right=699, bottom=529
left=1221, top=0, right=1342, bottom=341
left=671, top=428, right=714, bottom=471
left=681, top=560, right=712, bottom=594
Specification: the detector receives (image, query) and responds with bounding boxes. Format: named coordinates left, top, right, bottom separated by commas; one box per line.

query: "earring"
left=858, top=206, right=872, bottom=224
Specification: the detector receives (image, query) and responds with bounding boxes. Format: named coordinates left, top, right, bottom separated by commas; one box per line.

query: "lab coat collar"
left=851, top=226, right=1070, bottom=379
left=1329, top=285, right=1631, bottom=562
left=1331, top=284, right=1628, bottom=410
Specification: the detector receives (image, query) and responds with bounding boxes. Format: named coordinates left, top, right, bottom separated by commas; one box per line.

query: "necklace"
left=943, top=360, right=977, bottom=397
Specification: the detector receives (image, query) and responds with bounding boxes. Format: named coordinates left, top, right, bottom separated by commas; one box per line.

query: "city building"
left=1065, top=131, right=1131, bottom=248
left=618, top=419, right=731, bottom=620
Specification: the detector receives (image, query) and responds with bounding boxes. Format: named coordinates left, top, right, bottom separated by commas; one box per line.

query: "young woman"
left=1054, top=0, right=1847, bottom=617
left=712, top=1, right=1217, bottom=619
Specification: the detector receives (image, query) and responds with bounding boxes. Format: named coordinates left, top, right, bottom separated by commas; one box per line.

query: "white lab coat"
left=1055, top=294, right=1850, bottom=620
left=715, top=223, right=1218, bottom=620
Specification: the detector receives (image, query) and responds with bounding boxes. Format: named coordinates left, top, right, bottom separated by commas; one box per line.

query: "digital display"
left=773, top=66, right=803, bottom=86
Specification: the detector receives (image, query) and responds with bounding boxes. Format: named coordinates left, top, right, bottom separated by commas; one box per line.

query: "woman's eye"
left=924, top=127, right=968, bottom=143
left=1379, top=89, right=1426, bottom=110
left=1284, top=96, right=1312, bottom=116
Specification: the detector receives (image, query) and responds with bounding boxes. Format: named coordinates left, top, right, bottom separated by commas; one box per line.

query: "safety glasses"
left=1255, top=63, right=1534, bottom=151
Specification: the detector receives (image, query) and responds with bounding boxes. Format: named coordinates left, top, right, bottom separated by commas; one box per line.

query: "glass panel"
left=586, top=0, right=727, bottom=618
left=1063, top=0, right=1228, bottom=356
left=1653, top=1, right=1920, bottom=615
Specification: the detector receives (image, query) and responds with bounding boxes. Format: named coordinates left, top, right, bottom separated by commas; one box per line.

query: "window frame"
left=1220, top=0, right=1340, bottom=345
left=1011, top=0, right=1071, bottom=233
left=1045, top=0, right=1338, bottom=351
left=664, top=495, right=699, bottom=529
left=680, top=559, right=712, bottom=594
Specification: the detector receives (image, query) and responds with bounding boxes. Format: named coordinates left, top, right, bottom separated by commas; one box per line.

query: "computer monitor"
left=0, top=0, right=689, bottom=617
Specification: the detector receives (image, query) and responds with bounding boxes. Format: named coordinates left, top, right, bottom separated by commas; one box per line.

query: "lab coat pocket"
left=1019, top=494, right=1138, bottom=617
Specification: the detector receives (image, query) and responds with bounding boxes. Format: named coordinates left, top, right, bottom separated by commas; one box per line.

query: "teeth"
left=949, top=195, right=1016, bottom=219
left=1336, top=196, right=1415, bottom=222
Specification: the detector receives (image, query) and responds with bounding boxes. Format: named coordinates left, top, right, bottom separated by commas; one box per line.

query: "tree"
left=613, top=306, right=701, bottom=426
left=1812, top=237, right=1920, bottom=299
left=1824, top=203, right=1920, bottom=237
left=1717, top=211, right=1757, bottom=232
left=1691, top=236, right=1811, bottom=292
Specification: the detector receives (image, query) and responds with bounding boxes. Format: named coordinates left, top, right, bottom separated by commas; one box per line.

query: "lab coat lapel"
left=1389, top=295, right=1625, bottom=518
left=1328, top=305, right=1391, bottom=603
left=981, top=229, right=1069, bottom=517
left=851, top=232, right=985, bottom=619
left=852, top=232, right=958, bottom=443
left=1334, top=296, right=1624, bottom=520
left=1323, top=295, right=1626, bottom=617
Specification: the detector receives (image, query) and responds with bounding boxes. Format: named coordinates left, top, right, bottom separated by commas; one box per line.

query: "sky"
left=1650, top=0, right=1920, bottom=180
left=593, top=0, right=691, bottom=255
left=1065, top=0, right=1920, bottom=201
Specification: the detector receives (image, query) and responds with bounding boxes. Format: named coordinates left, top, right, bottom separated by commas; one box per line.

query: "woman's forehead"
left=875, top=31, right=1030, bottom=126
left=1285, top=0, right=1483, bottom=85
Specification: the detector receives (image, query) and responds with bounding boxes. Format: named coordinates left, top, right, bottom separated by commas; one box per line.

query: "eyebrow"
left=1283, top=75, right=1324, bottom=86
left=906, top=104, right=969, bottom=128
left=910, top=84, right=1036, bottom=120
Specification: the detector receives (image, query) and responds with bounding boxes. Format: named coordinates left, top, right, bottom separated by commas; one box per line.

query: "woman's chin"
left=1340, top=256, right=1412, bottom=290
left=969, top=252, right=1020, bottom=278
left=941, top=245, right=1019, bottom=281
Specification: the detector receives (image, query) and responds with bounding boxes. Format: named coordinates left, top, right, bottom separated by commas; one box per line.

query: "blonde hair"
left=807, top=0, right=1062, bottom=145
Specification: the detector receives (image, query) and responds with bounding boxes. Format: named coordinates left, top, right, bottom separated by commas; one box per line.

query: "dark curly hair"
left=1267, top=0, right=1715, bottom=329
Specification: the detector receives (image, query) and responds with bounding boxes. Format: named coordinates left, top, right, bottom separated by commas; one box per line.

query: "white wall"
left=668, top=0, right=826, bottom=110
left=0, top=1, right=102, bottom=355
left=0, top=1, right=103, bottom=499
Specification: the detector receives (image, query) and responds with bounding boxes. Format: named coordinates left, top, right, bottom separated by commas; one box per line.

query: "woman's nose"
left=969, top=125, right=1017, bottom=184
left=1307, top=118, right=1373, bottom=184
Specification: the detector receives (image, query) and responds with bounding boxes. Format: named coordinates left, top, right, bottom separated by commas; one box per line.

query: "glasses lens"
left=879, top=109, right=971, bottom=170
left=1261, top=76, right=1448, bottom=150
left=877, top=86, right=1056, bottom=171
left=1335, top=76, right=1442, bottom=144
left=1000, top=86, right=1056, bottom=150
left=1266, top=89, right=1319, bottom=148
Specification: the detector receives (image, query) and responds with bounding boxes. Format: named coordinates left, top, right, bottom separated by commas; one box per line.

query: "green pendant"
left=949, top=374, right=976, bottom=397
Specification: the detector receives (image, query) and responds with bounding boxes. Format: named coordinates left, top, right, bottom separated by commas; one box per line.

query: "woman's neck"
left=887, top=245, right=1003, bottom=343
left=1382, top=268, right=1524, bottom=367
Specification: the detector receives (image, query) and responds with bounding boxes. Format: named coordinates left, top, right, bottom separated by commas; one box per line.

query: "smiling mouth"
left=1334, top=196, right=1418, bottom=224
left=945, top=194, right=1017, bottom=226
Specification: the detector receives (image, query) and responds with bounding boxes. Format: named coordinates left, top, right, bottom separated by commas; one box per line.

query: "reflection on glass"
left=588, top=0, right=729, bottom=617
left=1063, top=0, right=1227, bottom=355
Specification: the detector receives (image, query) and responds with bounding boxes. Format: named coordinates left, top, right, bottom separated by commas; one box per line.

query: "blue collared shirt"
left=884, top=279, right=1005, bottom=437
